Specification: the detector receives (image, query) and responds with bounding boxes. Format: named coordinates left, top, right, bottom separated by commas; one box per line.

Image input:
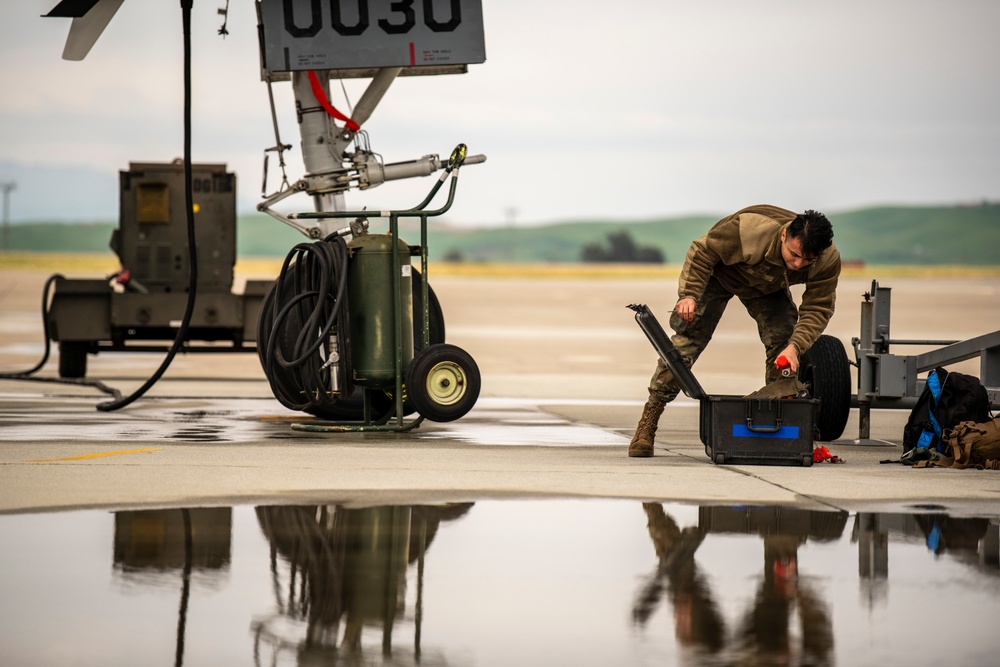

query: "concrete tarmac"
left=2, top=266, right=1000, bottom=517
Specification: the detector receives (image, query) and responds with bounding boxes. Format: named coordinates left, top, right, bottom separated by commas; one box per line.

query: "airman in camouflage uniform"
left=629, top=205, right=840, bottom=457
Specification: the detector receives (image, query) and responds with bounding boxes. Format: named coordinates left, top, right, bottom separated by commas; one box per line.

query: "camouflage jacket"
left=677, top=204, right=841, bottom=353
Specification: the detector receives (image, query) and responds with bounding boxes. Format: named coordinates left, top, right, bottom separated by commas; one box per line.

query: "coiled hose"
left=257, top=234, right=353, bottom=413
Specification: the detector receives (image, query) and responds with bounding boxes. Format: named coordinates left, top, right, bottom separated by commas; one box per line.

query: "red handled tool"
left=776, top=355, right=792, bottom=377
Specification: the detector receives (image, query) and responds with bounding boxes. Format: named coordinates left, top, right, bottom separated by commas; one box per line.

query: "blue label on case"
left=732, top=425, right=800, bottom=439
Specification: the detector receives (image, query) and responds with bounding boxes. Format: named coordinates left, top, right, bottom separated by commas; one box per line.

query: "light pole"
left=1, top=181, right=15, bottom=252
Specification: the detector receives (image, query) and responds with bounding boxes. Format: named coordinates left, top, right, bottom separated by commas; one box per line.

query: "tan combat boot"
left=629, top=395, right=666, bottom=457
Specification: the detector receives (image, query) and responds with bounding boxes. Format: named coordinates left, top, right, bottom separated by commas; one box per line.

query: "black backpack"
left=902, top=367, right=992, bottom=453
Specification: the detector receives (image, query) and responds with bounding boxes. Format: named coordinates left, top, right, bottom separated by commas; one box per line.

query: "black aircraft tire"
left=799, top=335, right=852, bottom=441
left=407, top=343, right=481, bottom=422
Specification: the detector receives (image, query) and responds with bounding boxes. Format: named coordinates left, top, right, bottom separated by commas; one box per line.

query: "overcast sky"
left=1, top=0, right=998, bottom=226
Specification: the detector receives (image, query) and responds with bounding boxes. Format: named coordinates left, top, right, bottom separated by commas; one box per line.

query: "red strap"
left=307, top=70, right=360, bottom=132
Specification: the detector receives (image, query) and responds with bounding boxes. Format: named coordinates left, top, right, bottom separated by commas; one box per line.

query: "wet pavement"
left=2, top=272, right=1000, bottom=517
left=1, top=500, right=998, bottom=667
left=3, top=270, right=1000, bottom=664
left=3, top=381, right=1000, bottom=519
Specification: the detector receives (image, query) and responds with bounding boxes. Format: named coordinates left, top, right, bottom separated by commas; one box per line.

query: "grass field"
left=3, top=251, right=1000, bottom=281
left=6, top=203, right=1000, bottom=266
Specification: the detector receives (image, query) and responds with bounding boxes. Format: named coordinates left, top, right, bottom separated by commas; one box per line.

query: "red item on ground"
left=813, top=445, right=845, bottom=464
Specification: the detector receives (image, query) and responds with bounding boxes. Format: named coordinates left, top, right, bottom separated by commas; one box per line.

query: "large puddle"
left=1, top=500, right=998, bottom=666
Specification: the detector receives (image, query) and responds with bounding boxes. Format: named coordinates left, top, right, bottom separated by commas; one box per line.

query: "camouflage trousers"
left=649, top=276, right=798, bottom=403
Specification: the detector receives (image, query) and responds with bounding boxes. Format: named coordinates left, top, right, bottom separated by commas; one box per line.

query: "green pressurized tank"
left=347, top=233, right=414, bottom=388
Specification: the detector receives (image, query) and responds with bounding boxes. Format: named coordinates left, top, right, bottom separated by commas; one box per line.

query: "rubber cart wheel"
left=715, top=453, right=726, bottom=465
left=58, top=341, right=89, bottom=379
left=407, top=343, right=480, bottom=422
left=798, top=334, right=852, bottom=441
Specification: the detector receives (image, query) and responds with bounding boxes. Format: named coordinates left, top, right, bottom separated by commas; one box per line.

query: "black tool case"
left=629, top=304, right=817, bottom=466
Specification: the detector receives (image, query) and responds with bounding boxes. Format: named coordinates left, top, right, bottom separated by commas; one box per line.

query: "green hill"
left=5, top=203, right=999, bottom=265
left=419, top=203, right=1000, bottom=266
left=823, top=205, right=1000, bottom=265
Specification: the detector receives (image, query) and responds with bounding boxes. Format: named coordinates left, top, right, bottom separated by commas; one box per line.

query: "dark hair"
left=787, top=210, right=833, bottom=258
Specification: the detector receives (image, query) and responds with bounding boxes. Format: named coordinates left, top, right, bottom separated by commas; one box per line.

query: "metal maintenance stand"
left=837, top=279, right=1000, bottom=446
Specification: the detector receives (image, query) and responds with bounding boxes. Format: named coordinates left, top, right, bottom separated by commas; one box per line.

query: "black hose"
left=0, top=273, right=62, bottom=378
left=257, top=234, right=353, bottom=413
left=97, top=0, right=197, bottom=411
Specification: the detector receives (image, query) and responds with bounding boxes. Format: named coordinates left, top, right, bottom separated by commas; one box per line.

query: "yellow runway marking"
left=26, top=448, right=161, bottom=463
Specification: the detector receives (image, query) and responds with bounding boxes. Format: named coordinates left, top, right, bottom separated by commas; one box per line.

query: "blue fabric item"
left=731, top=425, right=800, bottom=439
left=917, top=369, right=944, bottom=452
left=926, top=521, right=942, bottom=552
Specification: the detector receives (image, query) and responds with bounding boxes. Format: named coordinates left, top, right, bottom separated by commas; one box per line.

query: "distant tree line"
left=581, top=230, right=665, bottom=264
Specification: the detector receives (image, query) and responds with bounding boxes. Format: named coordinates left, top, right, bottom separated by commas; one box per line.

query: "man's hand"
left=675, top=297, right=697, bottom=323
left=776, top=344, right=800, bottom=374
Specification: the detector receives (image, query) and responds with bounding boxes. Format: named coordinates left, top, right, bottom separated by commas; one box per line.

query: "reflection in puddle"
left=167, top=427, right=227, bottom=442
left=1, top=501, right=998, bottom=666
left=637, top=505, right=847, bottom=664
left=254, top=505, right=473, bottom=665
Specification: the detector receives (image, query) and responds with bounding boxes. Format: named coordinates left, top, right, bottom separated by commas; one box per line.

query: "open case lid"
left=628, top=303, right=708, bottom=401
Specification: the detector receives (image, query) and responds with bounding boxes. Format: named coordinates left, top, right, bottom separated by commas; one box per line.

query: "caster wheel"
left=407, top=343, right=480, bottom=422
